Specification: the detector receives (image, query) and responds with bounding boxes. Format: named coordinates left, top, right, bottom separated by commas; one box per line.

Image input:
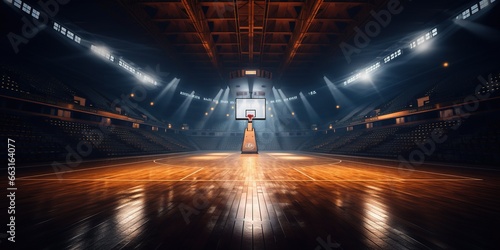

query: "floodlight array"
left=409, top=28, right=438, bottom=49
left=339, top=0, right=497, bottom=88
left=343, top=62, right=381, bottom=85
left=5, top=0, right=158, bottom=86
left=91, top=45, right=114, bottom=62
left=344, top=73, right=362, bottom=85
left=8, top=0, right=41, bottom=20
left=365, top=62, right=380, bottom=74
left=6, top=0, right=497, bottom=105
left=283, top=96, right=298, bottom=102
left=180, top=91, right=201, bottom=100
left=53, top=22, right=82, bottom=44
left=117, top=59, right=157, bottom=85
left=342, top=26, right=439, bottom=87
left=457, top=0, right=496, bottom=20
left=384, top=49, right=402, bottom=63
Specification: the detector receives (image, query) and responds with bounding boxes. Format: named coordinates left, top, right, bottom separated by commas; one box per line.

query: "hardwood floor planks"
left=5, top=152, right=500, bottom=249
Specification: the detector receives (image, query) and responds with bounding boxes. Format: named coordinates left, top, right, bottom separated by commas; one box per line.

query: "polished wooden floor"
left=4, top=152, right=500, bottom=249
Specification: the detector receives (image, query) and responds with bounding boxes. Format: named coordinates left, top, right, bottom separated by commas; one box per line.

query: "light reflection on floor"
left=13, top=152, right=497, bottom=249
left=266, top=152, right=295, bottom=156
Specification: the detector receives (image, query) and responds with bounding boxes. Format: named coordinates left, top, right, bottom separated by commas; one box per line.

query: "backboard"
left=235, top=98, right=266, bottom=120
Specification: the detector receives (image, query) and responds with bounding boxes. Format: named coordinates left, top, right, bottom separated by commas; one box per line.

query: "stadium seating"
left=2, top=65, right=499, bottom=166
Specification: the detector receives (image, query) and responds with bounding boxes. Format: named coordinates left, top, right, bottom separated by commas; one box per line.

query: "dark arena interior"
left=1, top=0, right=500, bottom=249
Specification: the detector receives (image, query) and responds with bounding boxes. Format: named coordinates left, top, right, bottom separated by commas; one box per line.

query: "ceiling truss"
left=117, top=0, right=388, bottom=83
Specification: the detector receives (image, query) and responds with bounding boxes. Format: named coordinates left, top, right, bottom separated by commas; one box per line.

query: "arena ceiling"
left=114, top=0, right=394, bottom=85
left=110, top=0, right=481, bottom=88
left=2, top=0, right=483, bottom=90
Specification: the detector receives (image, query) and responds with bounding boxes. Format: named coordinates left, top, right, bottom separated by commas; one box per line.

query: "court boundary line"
left=17, top=152, right=484, bottom=182
left=342, top=159, right=481, bottom=180
left=15, top=151, right=194, bottom=169
left=292, top=168, right=316, bottom=181
left=18, top=153, right=198, bottom=179
left=153, top=152, right=236, bottom=166
left=300, top=152, right=482, bottom=180
left=264, top=153, right=343, bottom=167
left=309, top=152, right=500, bottom=171
left=180, top=168, right=204, bottom=180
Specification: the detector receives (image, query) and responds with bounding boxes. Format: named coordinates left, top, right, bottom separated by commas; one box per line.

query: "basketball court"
left=12, top=152, right=499, bottom=249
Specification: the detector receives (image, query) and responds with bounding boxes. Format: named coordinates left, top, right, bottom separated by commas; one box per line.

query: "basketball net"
left=247, top=114, right=254, bottom=122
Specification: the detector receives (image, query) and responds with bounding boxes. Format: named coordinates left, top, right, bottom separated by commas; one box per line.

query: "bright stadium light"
left=90, top=45, right=114, bottom=62
left=365, top=62, right=380, bottom=73
left=410, top=28, right=438, bottom=50
left=245, top=70, right=257, bottom=75
left=456, top=0, right=495, bottom=20
left=384, top=49, right=402, bottom=64
left=137, top=73, right=157, bottom=85
left=417, top=39, right=432, bottom=52
left=118, top=59, right=157, bottom=85
left=361, top=72, right=371, bottom=81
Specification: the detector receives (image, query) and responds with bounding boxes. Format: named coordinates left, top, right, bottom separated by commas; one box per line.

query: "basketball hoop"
left=247, top=114, right=254, bottom=122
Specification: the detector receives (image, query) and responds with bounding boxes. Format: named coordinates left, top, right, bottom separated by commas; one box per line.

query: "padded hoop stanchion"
left=242, top=113, right=258, bottom=153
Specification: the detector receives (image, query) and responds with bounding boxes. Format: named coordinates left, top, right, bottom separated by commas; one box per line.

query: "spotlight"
left=205, top=112, right=208, bottom=116
left=245, top=70, right=257, bottom=75
left=210, top=107, right=214, bottom=111
left=291, top=112, right=295, bottom=116
left=443, top=62, right=449, bottom=67
left=226, top=114, right=229, bottom=117
left=150, top=102, right=154, bottom=106
left=130, top=93, right=135, bottom=97
left=361, top=72, right=371, bottom=81
left=416, top=40, right=432, bottom=52
left=336, top=105, right=340, bottom=109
